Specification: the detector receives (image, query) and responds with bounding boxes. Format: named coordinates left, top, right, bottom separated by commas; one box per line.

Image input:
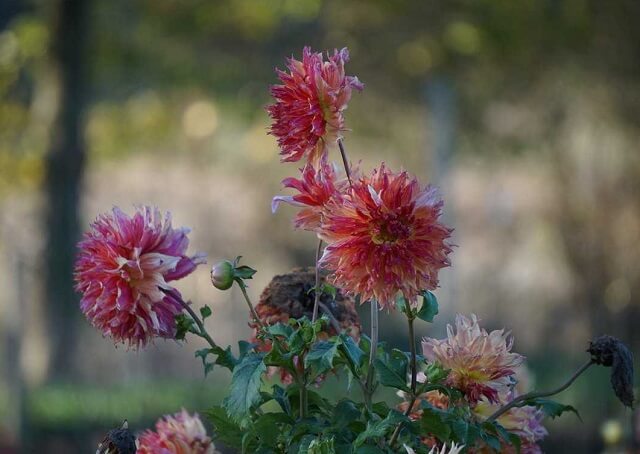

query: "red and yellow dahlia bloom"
left=319, top=164, right=452, bottom=310
left=137, top=409, right=216, bottom=454
left=272, top=162, right=350, bottom=233
left=74, top=206, right=206, bottom=348
left=422, top=314, right=524, bottom=404
left=267, top=47, right=363, bottom=166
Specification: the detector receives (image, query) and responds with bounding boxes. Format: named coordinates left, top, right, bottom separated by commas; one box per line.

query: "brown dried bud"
left=96, top=420, right=136, bottom=454
left=588, top=335, right=635, bottom=408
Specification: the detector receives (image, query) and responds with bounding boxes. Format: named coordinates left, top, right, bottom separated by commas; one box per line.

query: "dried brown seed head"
left=588, top=335, right=635, bottom=408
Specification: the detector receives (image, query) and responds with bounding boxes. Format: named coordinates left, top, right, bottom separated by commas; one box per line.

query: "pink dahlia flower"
left=272, top=162, right=349, bottom=233
left=267, top=47, right=363, bottom=166
left=422, top=314, right=524, bottom=404
left=473, top=391, right=547, bottom=454
left=74, top=206, right=206, bottom=348
left=137, top=409, right=216, bottom=454
left=319, top=164, right=453, bottom=310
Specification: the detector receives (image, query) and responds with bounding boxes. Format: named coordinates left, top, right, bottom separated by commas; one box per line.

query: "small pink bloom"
left=422, top=314, right=524, bottom=404
left=137, top=409, right=216, bottom=454
left=272, top=162, right=349, bottom=233
left=74, top=206, right=206, bottom=348
left=319, top=164, right=453, bottom=309
left=267, top=47, right=363, bottom=166
left=473, top=391, right=547, bottom=453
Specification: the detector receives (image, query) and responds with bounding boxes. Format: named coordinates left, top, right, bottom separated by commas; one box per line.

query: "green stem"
left=311, top=239, right=323, bottom=323
left=487, top=359, right=594, bottom=422
left=337, top=138, right=353, bottom=187
left=236, top=280, right=265, bottom=330
left=364, top=299, right=379, bottom=411
left=389, top=312, right=418, bottom=447
left=178, top=299, right=219, bottom=350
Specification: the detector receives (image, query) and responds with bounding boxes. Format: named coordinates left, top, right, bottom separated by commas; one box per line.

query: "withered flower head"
left=251, top=267, right=360, bottom=340
left=588, top=335, right=635, bottom=408
left=96, top=420, right=136, bottom=454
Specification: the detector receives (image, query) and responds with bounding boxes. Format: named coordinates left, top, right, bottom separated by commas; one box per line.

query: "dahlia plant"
left=84, top=48, right=634, bottom=454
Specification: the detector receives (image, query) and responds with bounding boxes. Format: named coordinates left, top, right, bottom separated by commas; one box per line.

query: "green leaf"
left=521, top=398, right=581, bottom=420
left=272, top=384, right=292, bottom=415
left=223, top=352, right=266, bottom=423
left=354, top=448, right=385, bottom=454
left=331, top=399, right=361, bottom=429
left=416, top=291, right=439, bottom=323
left=354, top=410, right=408, bottom=447
left=199, top=305, right=212, bottom=319
left=174, top=313, right=196, bottom=340
left=214, top=345, right=238, bottom=371
left=194, top=348, right=214, bottom=376
left=205, top=405, right=244, bottom=448
left=234, top=265, right=257, bottom=279
left=374, top=354, right=410, bottom=392
left=395, top=294, right=409, bottom=314
left=238, top=340, right=253, bottom=359
left=267, top=322, right=294, bottom=338
left=419, top=406, right=451, bottom=442
left=254, top=412, right=294, bottom=447
left=339, top=334, right=364, bottom=370
left=305, top=340, right=340, bottom=375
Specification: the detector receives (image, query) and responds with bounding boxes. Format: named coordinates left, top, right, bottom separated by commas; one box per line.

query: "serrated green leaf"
left=416, top=291, right=438, bottom=323
left=234, top=264, right=257, bottom=279
left=214, top=345, right=238, bottom=371
left=521, top=398, right=581, bottom=420
left=174, top=313, right=196, bottom=340
left=267, top=323, right=294, bottom=338
left=419, top=406, right=451, bottom=442
left=238, top=340, right=253, bottom=359
left=339, top=334, right=364, bottom=370
left=305, top=340, right=340, bottom=375
left=253, top=412, right=294, bottom=447
left=332, top=399, right=361, bottom=429
left=354, top=410, right=408, bottom=447
left=272, top=384, right=292, bottom=415
left=205, top=405, right=244, bottom=448
left=374, top=358, right=410, bottom=392
left=223, top=352, right=266, bottom=423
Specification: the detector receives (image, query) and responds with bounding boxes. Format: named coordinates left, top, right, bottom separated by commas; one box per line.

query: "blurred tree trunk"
left=44, top=0, right=90, bottom=381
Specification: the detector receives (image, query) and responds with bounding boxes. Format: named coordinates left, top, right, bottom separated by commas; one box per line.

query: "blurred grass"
left=25, top=380, right=225, bottom=430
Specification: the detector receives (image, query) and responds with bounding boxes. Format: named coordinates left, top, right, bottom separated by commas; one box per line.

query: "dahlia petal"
left=318, top=164, right=452, bottom=309
left=267, top=47, right=362, bottom=165
left=74, top=206, right=205, bottom=348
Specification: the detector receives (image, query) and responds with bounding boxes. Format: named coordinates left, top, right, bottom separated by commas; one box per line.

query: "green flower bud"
left=210, top=260, right=234, bottom=290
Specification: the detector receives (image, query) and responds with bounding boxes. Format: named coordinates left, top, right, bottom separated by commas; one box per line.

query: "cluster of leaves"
left=179, top=291, right=577, bottom=453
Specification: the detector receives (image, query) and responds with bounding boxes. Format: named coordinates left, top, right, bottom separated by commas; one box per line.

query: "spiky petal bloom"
left=137, top=410, right=216, bottom=454
left=74, top=206, right=206, bottom=348
left=267, top=47, right=363, bottom=166
left=272, top=163, right=348, bottom=233
left=472, top=392, right=547, bottom=454
left=422, top=314, right=524, bottom=404
left=404, top=443, right=464, bottom=454
left=319, top=164, right=453, bottom=310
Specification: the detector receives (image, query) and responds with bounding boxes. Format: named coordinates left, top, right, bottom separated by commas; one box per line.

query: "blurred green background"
left=0, top=0, right=639, bottom=452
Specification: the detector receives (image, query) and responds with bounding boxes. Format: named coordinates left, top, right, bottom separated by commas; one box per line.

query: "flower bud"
left=210, top=260, right=235, bottom=290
